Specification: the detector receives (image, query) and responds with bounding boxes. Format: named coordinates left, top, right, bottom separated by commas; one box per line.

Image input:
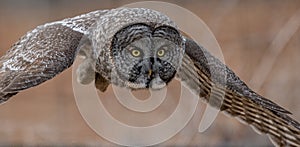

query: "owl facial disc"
left=110, top=23, right=184, bottom=90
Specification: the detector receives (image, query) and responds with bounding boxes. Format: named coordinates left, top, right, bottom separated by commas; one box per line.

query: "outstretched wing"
left=0, top=10, right=108, bottom=104
left=177, top=38, right=300, bottom=146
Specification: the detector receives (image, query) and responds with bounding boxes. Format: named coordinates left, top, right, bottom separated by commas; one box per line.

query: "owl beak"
left=148, top=70, right=152, bottom=77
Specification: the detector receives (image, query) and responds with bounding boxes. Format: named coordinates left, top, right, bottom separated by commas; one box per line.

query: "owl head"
left=110, top=23, right=184, bottom=89
left=92, top=8, right=184, bottom=90
left=90, top=8, right=185, bottom=89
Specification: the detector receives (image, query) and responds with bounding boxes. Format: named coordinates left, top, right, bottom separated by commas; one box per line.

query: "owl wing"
left=178, top=38, right=300, bottom=146
left=0, top=10, right=108, bottom=103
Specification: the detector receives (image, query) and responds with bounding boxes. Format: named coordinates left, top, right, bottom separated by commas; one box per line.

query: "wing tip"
left=0, top=92, right=18, bottom=104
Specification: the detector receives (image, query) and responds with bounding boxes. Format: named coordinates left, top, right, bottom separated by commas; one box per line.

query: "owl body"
left=0, top=7, right=300, bottom=146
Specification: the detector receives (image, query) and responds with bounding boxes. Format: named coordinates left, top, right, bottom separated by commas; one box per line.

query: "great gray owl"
left=0, top=8, right=299, bottom=146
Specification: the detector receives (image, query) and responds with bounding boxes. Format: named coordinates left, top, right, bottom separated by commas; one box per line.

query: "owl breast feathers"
left=0, top=8, right=300, bottom=146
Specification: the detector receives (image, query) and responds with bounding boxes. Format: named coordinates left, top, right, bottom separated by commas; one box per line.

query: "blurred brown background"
left=0, top=0, right=300, bottom=146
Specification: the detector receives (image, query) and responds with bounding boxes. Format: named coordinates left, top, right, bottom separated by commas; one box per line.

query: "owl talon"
left=76, top=59, right=95, bottom=85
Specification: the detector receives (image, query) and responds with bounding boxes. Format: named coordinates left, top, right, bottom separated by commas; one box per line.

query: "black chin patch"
left=158, top=60, right=176, bottom=84
left=128, top=64, right=143, bottom=83
left=128, top=58, right=176, bottom=87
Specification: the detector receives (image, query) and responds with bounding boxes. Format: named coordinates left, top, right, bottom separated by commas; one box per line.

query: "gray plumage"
left=0, top=8, right=299, bottom=146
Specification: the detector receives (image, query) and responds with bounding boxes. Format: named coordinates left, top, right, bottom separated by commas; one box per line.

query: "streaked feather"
left=178, top=38, right=300, bottom=146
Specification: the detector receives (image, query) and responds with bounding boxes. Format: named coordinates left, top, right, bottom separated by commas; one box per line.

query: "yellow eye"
left=131, top=49, right=141, bottom=57
left=157, top=49, right=165, bottom=57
